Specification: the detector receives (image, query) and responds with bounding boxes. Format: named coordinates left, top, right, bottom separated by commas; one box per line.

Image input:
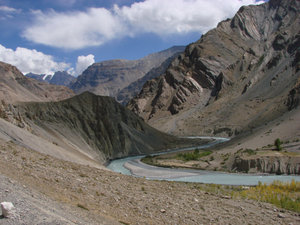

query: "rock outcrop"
left=128, top=0, right=300, bottom=136
left=116, top=51, right=182, bottom=105
left=232, top=156, right=300, bottom=175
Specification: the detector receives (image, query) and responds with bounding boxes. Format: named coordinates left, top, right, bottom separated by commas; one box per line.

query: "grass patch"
left=141, top=155, right=157, bottom=165
left=242, top=149, right=256, bottom=155
left=235, top=180, right=300, bottom=212
left=176, top=149, right=212, bottom=161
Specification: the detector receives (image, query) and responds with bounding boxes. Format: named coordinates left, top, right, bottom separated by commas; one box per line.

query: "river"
left=107, top=137, right=300, bottom=185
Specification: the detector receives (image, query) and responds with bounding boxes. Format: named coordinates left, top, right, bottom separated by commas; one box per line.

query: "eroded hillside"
left=128, top=0, right=300, bottom=137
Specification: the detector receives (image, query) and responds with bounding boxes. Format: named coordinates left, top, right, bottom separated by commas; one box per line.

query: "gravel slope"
left=1, top=138, right=300, bottom=225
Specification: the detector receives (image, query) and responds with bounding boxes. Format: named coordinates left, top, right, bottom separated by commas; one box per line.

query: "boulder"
left=1, top=202, right=15, bottom=218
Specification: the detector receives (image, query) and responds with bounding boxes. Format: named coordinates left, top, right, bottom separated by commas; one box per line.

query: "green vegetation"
left=176, top=149, right=212, bottom=161
left=274, top=138, right=282, bottom=151
left=198, top=180, right=300, bottom=213
left=257, top=55, right=265, bottom=66
left=141, top=155, right=156, bottom=165
left=237, top=180, right=300, bottom=212
left=242, top=149, right=256, bottom=155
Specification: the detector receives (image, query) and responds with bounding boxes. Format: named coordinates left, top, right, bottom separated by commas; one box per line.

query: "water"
left=107, top=137, right=300, bottom=186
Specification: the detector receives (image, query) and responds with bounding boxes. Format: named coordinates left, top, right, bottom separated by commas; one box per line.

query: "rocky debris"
left=278, top=213, right=286, bottom=218
left=1, top=139, right=299, bottom=225
left=1, top=202, right=15, bottom=218
left=128, top=0, right=300, bottom=137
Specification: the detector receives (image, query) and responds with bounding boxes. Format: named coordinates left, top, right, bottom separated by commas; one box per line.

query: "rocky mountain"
left=128, top=0, right=300, bottom=137
left=26, top=71, right=75, bottom=86
left=0, top=61, right=74, bottom=104
left=70, top=46, right=185, bottom=99
left=4, top=92, right=204, bottom=164
left=116, top=51, right=182, bottom=105
left=49, top=71, right=75, bottom=86
left=26, top=72, right=52, bottom=82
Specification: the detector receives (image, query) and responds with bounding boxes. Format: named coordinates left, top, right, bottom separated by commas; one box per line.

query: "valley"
left=0, top=0, right=299, bottom=224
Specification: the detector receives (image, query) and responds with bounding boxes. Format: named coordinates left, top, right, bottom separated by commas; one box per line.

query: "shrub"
left=238, top=180, right=300, bottom=212
left=176, top=150, right=212, bottom=161
left=242, top=149, right=256, bottom=155
left=274, top=138, right=282, bottom=151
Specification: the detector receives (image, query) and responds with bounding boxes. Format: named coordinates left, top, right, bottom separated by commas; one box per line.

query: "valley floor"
left=0, top=139, right=300, bottom=224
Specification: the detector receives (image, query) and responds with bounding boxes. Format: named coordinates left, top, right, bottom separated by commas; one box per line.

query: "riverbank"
left=140, top=139, right=300, bottom=175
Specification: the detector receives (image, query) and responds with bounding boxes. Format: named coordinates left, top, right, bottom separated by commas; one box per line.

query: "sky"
left=0, top=0, right=265, bottom=76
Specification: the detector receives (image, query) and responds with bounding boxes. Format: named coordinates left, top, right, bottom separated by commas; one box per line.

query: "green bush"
left=274, top=138, right=282, bottom=151
left=176, top=150, right=212, bottom=161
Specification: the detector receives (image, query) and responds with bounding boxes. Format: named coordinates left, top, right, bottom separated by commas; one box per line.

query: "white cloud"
left=75, top=54, right=95, bottom=75
left=115, top=0, right=265, bottom=35
left=23, top=8, right=124, bottom=49
left=0, top=6, right=19, bottom=13
left=0, top=44, right=70, bottom=75
left=0, top=5, right=21, bottom=19
left=23, top=0, right=265, bottom=50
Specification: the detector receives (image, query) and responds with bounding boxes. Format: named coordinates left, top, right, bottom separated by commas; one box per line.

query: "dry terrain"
left=142, top=108, right=300, bottom=174
left=1, top=138, right=300, bottom=225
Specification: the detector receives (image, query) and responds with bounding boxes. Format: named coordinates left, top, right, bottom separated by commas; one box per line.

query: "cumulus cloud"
left=75, top=54, right=95, bottom=75
left=23, top=8, right=124, bottom=49
left=115, top=0, right=265, bottom=35
left=0, top=44, right=70, bottom=75
left=23, top=0, right=265, bottom=50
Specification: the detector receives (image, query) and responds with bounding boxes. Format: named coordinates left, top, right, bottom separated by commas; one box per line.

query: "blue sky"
left=0, top=0, right=265, bottom=76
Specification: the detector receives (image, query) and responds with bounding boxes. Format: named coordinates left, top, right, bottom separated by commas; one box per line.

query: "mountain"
left=116, top=51, right=182, bottom=105
left=0, top=61, right=74, bottom=104
left=70, top=46, right=185, bottom=99
left=49, top=71, right=75, bottom=86
left=3, top=92, right=204, bottom=164
left=128, top=0, right=300, bottom=137
left=26, top=72, right=52, bottom=82
left=26, top=71, right=75, bottom=86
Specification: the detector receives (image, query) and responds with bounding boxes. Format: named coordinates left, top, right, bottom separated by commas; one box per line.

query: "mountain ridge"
left=0, top=61, right=74, bottom=104
left=127, top=0, right=300, bottom=137
left=70, top=46, right=185, bottom=102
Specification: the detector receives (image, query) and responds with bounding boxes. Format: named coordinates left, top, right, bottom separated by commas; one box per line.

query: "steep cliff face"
left=232, top=156, right=300, bottom=175
left=0, top=61, right=74, bottom=104
left=70, top=46, right=184, bottom=99
left=128, top=0, right=300, bottom=136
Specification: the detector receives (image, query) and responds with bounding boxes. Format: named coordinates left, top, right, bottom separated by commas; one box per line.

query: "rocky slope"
left=116, top=51, right=182, bottom=105
left=4, top=92, right=204, bottom=164
left=2, top=139, right=299, bottom=225
left=26, top=71, right=75, bottom=86
left=0, top=61, right=74, bottom=104
left=128, top=0, right=300, bottom=137
left=70, top=46, right=184, bottom=100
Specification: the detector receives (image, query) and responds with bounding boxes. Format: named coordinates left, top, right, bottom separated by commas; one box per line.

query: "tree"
left=274, top=138, right=282, bottom=151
